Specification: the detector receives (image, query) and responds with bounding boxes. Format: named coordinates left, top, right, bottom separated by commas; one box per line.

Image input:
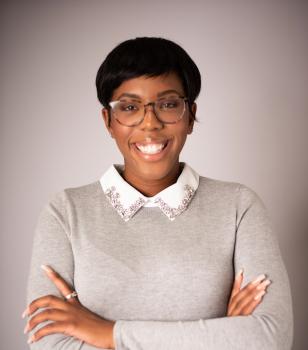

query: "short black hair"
left=95, top=37, right=201, bottom=123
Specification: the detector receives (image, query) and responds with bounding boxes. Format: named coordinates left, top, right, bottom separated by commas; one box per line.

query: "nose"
left=139, top=103, right=163, bottom=131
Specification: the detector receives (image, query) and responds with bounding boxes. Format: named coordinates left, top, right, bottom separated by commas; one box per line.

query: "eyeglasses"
left=108, top=95, right=189, bottom=127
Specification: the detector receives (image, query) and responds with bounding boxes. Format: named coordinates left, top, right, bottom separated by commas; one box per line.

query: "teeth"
left=135, top=142, right=166, bottom=154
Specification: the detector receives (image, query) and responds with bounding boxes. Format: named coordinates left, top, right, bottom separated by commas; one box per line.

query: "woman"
left=23, top=37, right=293, bottom=349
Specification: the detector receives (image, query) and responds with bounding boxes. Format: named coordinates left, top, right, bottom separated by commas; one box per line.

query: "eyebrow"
left=116, top=89, right=183, bottom=100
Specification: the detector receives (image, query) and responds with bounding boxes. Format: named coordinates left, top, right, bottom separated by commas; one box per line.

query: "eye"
left=159, top=99, right=179, bottom=109
left=118, top=102, right=140, bottom=112
left=124, top=104, right=136, bottom=111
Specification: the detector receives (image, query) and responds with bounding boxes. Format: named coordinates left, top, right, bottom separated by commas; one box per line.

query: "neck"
left=122, top=163, right=182, bottom=197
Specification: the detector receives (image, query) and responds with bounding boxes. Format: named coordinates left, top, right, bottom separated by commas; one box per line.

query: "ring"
left=65, top=291, right=78, bottom=300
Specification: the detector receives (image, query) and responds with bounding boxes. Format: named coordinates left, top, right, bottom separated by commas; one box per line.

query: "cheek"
left=177, top=135, right=188, bottom=153
left=173, top=125, right=190, bottom=145
left=174, top=130, right=190, bottom=154
left=112, top=129, right=132, bottom=154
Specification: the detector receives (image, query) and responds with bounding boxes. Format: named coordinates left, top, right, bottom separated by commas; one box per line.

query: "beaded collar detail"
left=104, top=186, right=146, bottom=222
left=153, top=184, right=195, bottom=220
left=100, top=163, right=199, bottom=222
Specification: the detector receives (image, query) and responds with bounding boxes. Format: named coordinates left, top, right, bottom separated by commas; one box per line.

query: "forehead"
left=112, top=72, right=185, bottom=100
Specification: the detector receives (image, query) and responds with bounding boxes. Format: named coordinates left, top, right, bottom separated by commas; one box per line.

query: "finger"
left=227, top=274, right=268, bottom=315
left=227, top=271, right=244, bottom=313
left=41, top=265, right=79, bottom=305
left=240, top=291, right=266, bottom=315
left=230, top=269, right=244, bottom=301
left=23, top=295, right=68, bottom=318
left=25, top=309, right=68, bottom=334
left=228, top=281, right=261, bottom=315
left=232, top=289, right=267, bottom=316
left=233, top=273, right=267, bottom=305
left=27, top=321, right=69, bottom=344
left=41, top=265, right=73, bottom=296
left=229, top=279, right=270, bottom=316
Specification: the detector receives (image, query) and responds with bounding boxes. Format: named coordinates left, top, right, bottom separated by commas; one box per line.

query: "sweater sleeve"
left=112, top=184, right=294, bottom=350
left=26, top=191, right=109, bottom=350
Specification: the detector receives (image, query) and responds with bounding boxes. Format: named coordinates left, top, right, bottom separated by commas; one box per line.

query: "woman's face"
left=102, top=72, right=196, bottom=184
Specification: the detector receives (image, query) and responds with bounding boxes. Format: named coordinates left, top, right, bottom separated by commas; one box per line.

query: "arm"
left=26, top=191, right=113, bottom=349
left=112, top=185, right=293, bottom=350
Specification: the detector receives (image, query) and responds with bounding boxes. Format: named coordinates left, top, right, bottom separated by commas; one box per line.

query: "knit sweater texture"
left=26, top=175, right=293, bottom=349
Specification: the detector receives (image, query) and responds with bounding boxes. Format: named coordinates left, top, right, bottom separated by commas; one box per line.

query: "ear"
left=101, top=108, right=115, bottom=138
left=187, top=102, right=197, bottom=135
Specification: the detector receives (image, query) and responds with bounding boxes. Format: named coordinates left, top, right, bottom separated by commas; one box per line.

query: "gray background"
left=1, top=0, right=307, bottom=349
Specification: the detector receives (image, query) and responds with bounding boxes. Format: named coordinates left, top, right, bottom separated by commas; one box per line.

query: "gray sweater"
left=26, top=175, right=293, bottom=349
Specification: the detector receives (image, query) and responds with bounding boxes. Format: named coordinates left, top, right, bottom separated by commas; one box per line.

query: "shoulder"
left=197, top=175, right=263, bottom=206
left=197, top=175, right=241, bottom=199
left=46, top=180, right=102, bottom=210
left=198, top=175, right=240, bottom=192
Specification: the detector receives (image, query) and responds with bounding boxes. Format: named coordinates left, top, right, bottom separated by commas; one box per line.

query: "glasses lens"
left=111, top=97, right=186, bottom=126
left=112, top=100, right=143, bottom=126
left=155, top=97, right=185, bottom=123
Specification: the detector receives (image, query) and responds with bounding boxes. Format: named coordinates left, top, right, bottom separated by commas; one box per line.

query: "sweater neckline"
left=99, top=162, right=199, bottom=222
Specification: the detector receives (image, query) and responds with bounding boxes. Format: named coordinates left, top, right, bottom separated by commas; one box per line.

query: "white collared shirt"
left=99, top=162, right=199, bottom=222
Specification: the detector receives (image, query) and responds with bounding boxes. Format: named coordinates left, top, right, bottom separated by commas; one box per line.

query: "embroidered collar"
left=99, top=163, right=199, bottom=222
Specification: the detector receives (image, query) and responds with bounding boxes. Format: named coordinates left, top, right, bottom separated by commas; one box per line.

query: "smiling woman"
left=24, top=37, right=293, bottom=349
left=102, top=72, right=195, bottom=195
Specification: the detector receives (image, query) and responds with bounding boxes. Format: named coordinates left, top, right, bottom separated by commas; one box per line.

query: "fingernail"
left=236, top=268, right=243, bottom=279
left=27, top=335, right=34, bottom=344
left=254, top=290, right=266, bottom=300
left=252, top=274, right=266, bottom=285
left=256, top=279, right=271, bottom=290
left=23, top=324, right=29, bottom=334
left=22, top=308, right=28, bottom=319
left=41, top=264, right=53, bottom=273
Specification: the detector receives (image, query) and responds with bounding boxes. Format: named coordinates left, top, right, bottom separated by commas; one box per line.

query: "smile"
left=135, top=141, right=168, bottom=155
left=131, top=139, right=171, bottom=160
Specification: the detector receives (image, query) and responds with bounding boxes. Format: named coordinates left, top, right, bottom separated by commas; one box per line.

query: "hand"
left=227, top=269, right=271, bottom=316
left=22, top=265, right=115, bottom=349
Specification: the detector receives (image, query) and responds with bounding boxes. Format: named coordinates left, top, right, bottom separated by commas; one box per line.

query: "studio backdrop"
left=1, top=0, right=307, bottom=349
